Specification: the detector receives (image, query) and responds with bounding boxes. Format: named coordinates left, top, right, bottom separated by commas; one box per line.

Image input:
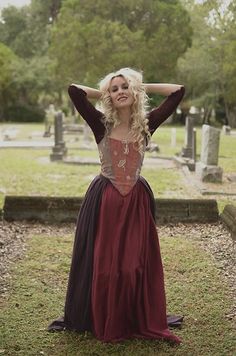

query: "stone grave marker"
left=196, top=124, right=223, bottom=182
left=222, top=125, right=231, bottom=135
left=181, top=116, right=195, bottom=158
left=50, top=111, right=67, bottom=161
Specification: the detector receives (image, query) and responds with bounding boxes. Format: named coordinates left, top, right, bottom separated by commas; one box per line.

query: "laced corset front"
left=98, top=135, right=145, bottom=196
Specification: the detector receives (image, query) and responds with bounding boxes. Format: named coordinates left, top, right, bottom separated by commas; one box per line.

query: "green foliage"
left=30, top=0, right=62, bottom=24
left=0, top=42, right=18, bottom=121
left=178, top=0, right=236, bottom=127
left=0, top=2, right=63, bottom=121
left=0, top=6, right=29, bottom=57
left=0, top=0, right=192, bottom=121
left=6, top=104, right=45, bottom=123
left=50, top=0, right=192, bottom=85
left=0, top=49, right=57, bottom=121
left=0, top=1, right=62, bottom=59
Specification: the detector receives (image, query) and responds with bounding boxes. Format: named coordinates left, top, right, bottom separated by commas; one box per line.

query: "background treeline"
left=0, top=0, right=235, bottom=126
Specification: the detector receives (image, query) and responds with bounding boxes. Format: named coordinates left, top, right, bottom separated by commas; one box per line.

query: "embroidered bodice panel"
left=98, top=136, right=145, bottom=196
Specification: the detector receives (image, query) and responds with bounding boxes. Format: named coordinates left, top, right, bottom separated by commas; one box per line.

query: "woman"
left=48, top=68, right=185, bottom=344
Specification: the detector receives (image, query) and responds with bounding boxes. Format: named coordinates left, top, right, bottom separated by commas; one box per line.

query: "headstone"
left=44, top=104, right=55, bottom=137
left=146, top=141, right=160, bottom=153
left=192, top=128, right=197, bottom=162
left=171, top=128, right=176, bottom=147
left=82, top=123, right=91, bottom=148
left=2, top=128, right=18, bottom=141
left=181, top=116, right=194, bottom=158
left=196, top=125, right=223, bottom=182
left=200, top=125, right=220, bottom=165
left=50, top=111, right=67, bottom=161
left=222, top=125, right=231, bottom=135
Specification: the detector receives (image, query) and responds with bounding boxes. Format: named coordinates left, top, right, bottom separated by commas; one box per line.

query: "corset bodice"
left=98, top=136, right=145, bottom=196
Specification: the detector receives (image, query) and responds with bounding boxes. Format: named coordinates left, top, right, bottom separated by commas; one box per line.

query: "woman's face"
left=109, top=76, right=134, bottom=110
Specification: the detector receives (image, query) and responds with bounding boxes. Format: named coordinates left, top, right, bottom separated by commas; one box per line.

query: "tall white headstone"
left=200, top=125, right=220, bottom=165
left=196, top=125, right=223, bottom=182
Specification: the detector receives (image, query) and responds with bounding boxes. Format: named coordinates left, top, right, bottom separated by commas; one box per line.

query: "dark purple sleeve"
left=147, top=86, right=185, bottom=135
left=68, top=85, right=106, bottom=144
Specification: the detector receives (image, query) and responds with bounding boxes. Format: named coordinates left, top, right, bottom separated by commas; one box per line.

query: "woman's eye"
left=111, top=88, right=118, bottom=93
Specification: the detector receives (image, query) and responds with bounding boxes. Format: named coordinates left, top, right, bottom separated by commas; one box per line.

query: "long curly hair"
left=98, top=68, right=150, bottom=153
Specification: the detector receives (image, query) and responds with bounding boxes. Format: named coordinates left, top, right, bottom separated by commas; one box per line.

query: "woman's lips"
left=118, top=96, right=128, bottom=101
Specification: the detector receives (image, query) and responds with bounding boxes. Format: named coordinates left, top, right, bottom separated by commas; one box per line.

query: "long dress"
left=48, top=85, right=185, bottom=344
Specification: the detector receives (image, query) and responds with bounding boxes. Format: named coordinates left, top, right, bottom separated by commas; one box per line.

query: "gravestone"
left=192, top=128, right=197, bottom=162
left=196, top=125, right=223, bottom=182
left=82, top=123, right=91, bottom=149
left=181, top=116, right=195, bottom=158
left=50, top=111, right=67, bottom=161
left=222, top=125, right=231, bottom=135
left=171, top=128, right=176, bottom=147
left=44, top=104, right=55, bottom=137
left=174, top=116, right=195, bottom=171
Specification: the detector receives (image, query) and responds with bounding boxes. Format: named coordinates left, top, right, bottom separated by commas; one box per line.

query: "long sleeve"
left=68, top=85, right=106, bottom=144
left=147, top=86, right=185, bottom=135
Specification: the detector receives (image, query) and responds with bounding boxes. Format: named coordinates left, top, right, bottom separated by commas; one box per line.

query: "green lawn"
left=0, top=124, right=235, bottom=211
left=1, top=230, right=235, bottom=356
left=0, top=148, right=188, bottom=209
left=152, top=127, right=236, bottom=172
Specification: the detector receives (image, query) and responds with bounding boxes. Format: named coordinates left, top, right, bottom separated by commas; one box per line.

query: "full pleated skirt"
left=48, top=175, right=181, bottom=344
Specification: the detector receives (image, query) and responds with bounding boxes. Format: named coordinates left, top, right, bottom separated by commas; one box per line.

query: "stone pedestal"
left=196, top=162, right=223, bottom=183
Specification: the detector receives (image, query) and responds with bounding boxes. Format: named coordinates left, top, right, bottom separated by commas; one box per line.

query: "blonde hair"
left=98, top=68, right=150, bottom=153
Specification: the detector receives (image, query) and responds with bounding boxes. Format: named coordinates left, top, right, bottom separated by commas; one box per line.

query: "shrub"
left=5, top=104, right=45, bottom=122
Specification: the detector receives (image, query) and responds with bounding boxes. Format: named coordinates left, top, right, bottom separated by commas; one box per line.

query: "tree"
left=178, top=0, right=236, bottom=127
left=0, top=2, right=63, bottom=120
left=50, top=0, right=192, bottom=87
left=0, top=42, right=18, bottom=120
left=0, top=1, right=63, bottom=58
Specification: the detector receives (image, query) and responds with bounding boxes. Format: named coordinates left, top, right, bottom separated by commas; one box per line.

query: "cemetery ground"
left=0, top=123, right=236, bottom=211
left=0, top=123, right=236, bottom=355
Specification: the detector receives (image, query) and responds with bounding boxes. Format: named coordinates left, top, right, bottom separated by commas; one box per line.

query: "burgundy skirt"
left=48, top=175, right=182, bottom=344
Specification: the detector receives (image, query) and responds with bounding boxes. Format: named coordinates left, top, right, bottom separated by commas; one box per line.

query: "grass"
left=0, top=124, right=235, bottom=211
left=152, top=127, right=236, bottom=172
left=0, top=148, right=186, bottom=209
left=0, top=231, right=235, bottom=355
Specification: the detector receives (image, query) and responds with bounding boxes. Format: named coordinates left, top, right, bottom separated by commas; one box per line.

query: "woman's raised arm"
left=145, top=84, right=185, bottom=134
left=68, top=84, right=105, bottom=143
left=144, top=83, right=184, bottom=96
left=70, top=84, right=102, bottom=100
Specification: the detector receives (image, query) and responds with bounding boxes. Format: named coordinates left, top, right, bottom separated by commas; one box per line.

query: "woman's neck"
left=117, top=107, right=132, bottom=126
